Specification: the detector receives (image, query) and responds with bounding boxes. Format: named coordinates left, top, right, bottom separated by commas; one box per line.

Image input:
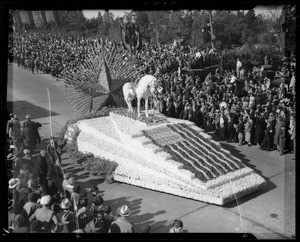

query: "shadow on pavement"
left=219, top=142, right=277, bottom=208
left=6, top=100, right=58, bottom=120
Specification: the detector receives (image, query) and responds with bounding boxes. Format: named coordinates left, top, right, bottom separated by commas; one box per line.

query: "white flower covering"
left=76, top=112, right=266, bottom=205
left=77, top=117, right=121, bottom=142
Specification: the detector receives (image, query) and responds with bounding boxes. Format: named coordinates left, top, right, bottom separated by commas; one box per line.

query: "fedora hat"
left=60, top=198, right=72, bottom=210
left=25, top=114, right=31, bottom=119
left=117, top=205, right=130, bottom=217
left=8, top=178, right=20, bottom=189
left=40, top=195, right=51, bottom=206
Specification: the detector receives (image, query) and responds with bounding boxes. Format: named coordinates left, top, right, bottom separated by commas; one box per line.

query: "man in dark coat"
left=261, top=120, right=274, bottom=151
left=22, top=115, right=41, bottom=152
left=253, top=112, right=267, bottom=146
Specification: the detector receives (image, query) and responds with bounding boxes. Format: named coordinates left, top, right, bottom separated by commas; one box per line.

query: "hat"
left=23, top=149, right=31, bottom=155
left=9, top=178, right=20, bottom=189
left=25, top=114, right=31, bottom=119
left=9, top=145, right=17, bottom=149
left=7, top=153, right=15, bottom=159
left=51, top=223, right=64, bottom=233
left=40, top=195, right=51, bottom=206
left=61, top=211, right=74, bottom=224
left=117, top=205, right=130, bottom=217
left=60, top=198, right=72, bottom=209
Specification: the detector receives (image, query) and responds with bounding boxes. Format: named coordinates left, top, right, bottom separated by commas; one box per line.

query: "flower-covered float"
left=73, top=108, right=265, bottom=205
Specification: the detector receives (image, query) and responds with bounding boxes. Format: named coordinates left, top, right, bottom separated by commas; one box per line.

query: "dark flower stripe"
left=168, top=124, right=237, bottom=171
left=173, top=123, right=243, bottom=169
left=166, top=144, right=211, bottom=181
left=178, top=141, right=223, bottom=177
left=173, top=126, right=230, bottom=173
left=174, top=142, right=217, bottom=178
left=181, top=140, right=227, bottom=176
left=178, top=123, right=245, bottom=169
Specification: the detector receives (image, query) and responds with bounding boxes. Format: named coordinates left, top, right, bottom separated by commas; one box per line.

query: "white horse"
left=122, top=74, right=158, bottom=118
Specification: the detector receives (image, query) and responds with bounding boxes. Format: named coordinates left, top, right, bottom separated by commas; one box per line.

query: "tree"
left=135, top=11, right=150, bottom=43
left=147, top=11, right=169, bottom=45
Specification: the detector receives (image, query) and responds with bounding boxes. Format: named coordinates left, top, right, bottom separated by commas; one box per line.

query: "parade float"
left=58, top=37, right=265, bottom=206
left=71, top=108, right=265, bottom=205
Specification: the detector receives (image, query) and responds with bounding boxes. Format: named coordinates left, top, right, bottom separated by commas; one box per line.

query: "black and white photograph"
left=3, top=3, right=296, bottom=239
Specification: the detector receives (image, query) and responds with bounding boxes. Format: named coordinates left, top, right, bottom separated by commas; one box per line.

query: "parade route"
left=6, top=62, right=295, bottom=238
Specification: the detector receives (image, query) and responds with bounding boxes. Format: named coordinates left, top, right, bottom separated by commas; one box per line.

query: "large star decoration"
left=63, top=60, right=131, bottom=118
left=91, top=60, right=131, bottom=111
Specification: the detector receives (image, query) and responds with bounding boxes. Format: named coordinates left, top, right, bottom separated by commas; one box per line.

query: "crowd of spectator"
left=7, top=113, right=184, bottom=234
left=11, top=30, right=296, bottom=157
left=8, top=29, right=296, bottom=233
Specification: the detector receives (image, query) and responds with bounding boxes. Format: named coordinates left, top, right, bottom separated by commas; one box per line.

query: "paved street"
left=7, top=62, right=295, bottom=238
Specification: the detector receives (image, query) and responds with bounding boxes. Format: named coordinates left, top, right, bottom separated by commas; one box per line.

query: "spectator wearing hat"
left=29, top=195, right=58, bottom=232
left=109, top=205, right=134, bottom=233
left=20, top=149, right=34, bottom=173
left=7, top=114, right=23, bottom=150
left=169, top=219, right=184, bottom=233
left=22, top=114, right=41, bottom=152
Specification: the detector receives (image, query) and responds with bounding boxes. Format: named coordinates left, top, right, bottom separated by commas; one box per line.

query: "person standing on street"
left=22, top=115, right=41, bottom=153
left=109, top=205, right=134, bottom=233
left=7, top=114, right=23, bottom=150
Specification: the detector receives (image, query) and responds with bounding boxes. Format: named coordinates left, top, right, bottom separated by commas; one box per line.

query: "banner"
left=32, top=11, right=44, bottom=28
left=19, top=11, right=31, bottom=25
left=45, top=10, right=56, bottom=23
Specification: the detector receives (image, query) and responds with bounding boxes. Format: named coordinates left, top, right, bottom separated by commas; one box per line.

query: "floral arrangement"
left=72, top=109, right=266, bottom=205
